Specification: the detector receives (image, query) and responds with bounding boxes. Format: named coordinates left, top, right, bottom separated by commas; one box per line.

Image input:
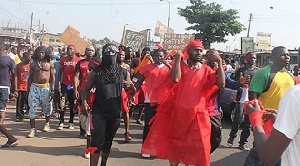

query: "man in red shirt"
left=14, top=52, right=31, bottom=122
left=135, top=49, right=173, bottom=158
left=73, top=46, right=95, bottom=159
left=58, top=44, right=81, bottom=130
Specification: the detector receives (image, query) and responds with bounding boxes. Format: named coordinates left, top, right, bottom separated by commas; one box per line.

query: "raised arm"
left=170, top=53, right=182, bottom=83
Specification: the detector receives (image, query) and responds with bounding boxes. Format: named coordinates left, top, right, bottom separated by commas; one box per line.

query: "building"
left=34, top=33, right=63, bottom=47
left=0, top=29, right=25, bottom=45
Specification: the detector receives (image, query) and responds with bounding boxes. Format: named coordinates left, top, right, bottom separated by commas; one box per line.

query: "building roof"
left=0, top=29, right=24, bottom=38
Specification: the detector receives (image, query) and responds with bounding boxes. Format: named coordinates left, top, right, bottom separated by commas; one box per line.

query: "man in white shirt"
left=246, top=84, right=300, bottom=165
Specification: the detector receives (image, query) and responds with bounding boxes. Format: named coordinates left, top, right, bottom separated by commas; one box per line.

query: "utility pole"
left=247, top=13, right=253, bottom=37
left=30, top=13, right=34, bottom=44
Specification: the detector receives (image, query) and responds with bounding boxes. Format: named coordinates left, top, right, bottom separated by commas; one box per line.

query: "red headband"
left=67, top=44, right=77, bottom=53
left=244, top=52, right=256, bottom=64
left=182, top=39, right=204, bottom=60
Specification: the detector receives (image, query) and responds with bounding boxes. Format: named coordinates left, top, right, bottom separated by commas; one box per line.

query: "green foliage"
left=178, top=0, right=244, bottom=48
left=88, top=37, right=111, bottom=47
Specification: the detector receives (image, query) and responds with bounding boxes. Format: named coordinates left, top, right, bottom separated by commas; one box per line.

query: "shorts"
left=79, top=113, right=91, bottom=135
left=121, top=89, right=129, bottom=113
left=28, top=84, right=53, bottom=119
left=0, top=88, right=9, bottom=112
left=133, top=84, right=146, bottom=105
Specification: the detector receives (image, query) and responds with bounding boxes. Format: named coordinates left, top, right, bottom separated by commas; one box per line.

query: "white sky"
left=1, top=0, right=300, bottom=50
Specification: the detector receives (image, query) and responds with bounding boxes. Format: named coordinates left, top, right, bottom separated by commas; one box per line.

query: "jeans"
left=229, top=102, right=251, bottom=145
left=244, top=148, right=281, bottom=166
left=59, top=84, right=75, bottom=124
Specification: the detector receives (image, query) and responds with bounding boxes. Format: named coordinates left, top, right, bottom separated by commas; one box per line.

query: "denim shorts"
left=28, top=84, right=53, bottom=119
left=0, top=88, right=9, bottom=111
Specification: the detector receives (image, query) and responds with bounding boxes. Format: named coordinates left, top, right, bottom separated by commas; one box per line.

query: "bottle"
left=239, top=84, right=249, bottom=103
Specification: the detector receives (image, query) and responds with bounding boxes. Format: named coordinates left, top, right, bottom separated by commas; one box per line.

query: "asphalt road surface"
left=0, top=101, right=253, bottom=166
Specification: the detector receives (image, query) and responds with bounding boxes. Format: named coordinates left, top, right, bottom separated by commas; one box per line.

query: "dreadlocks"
left=32, top=46, right=50, bottom=62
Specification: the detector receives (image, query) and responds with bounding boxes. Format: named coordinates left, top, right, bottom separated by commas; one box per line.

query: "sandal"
left=136, top=119, right=143, bottom=125
left=1, top=140, right=18, bottom=148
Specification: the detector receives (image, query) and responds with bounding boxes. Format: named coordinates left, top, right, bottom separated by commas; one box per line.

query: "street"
left=0, top=102, right=253, bottom=166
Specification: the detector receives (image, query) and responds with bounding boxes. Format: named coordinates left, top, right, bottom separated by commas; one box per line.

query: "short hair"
left=23, top=52, right=30, bottom=58
left=0, top=42, right=7, bottom=51
left=142, top=47, right=150, bottom=52
left=153, top=49, right=166, bottom=56
left=271, top=46, right=286, bottom=56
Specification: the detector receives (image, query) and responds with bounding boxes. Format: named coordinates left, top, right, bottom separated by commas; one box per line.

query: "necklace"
left=37, top=61, right=47, bottom=69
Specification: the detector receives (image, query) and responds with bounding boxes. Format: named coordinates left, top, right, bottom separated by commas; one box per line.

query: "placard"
left=162, top=33, right=195, bottom=50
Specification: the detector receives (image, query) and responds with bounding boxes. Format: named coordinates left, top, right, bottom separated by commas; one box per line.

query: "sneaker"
left=43, top=122, right=50, bottom=132
left=124, top=133, right=132, bottom=142
left=68, top=123, right=74, bottom=130
left=27, top=128, right=36, bottom=138
left=239, top=144, right=250, bottom=151
left=15, top=118, right=23, bottom=122
left=57, top=123, right=64, bottom=130
left=227, top=137, right=234, bottom=147
left=141, top=153, right=151, bottom=158
left=84, top=152, right=90, bottom=159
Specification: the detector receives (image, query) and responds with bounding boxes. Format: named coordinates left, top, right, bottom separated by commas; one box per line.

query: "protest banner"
left=162, top=33, right=194, bottom=50
left=154, top=21, right=174, bottom=37
left=123, top=30, right=145, bottom=51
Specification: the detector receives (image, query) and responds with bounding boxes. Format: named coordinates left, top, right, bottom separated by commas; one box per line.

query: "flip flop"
left=1, top=141, right=18, bottom=148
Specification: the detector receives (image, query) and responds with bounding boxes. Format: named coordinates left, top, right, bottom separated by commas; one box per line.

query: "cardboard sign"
left=59, top=25, right=90, bottom=54
left=154, top=21, right=174, bottom=37
left=124, top=30, right=145, bottom=51
left=162, top=33, right=195, bottom=50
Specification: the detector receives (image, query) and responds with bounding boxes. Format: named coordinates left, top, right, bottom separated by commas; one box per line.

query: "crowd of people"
left=0, top=39, right=300, bottom=166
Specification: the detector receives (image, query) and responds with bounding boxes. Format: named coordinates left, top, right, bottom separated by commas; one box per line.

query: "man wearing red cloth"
left=135, top=49, right=173, bottom=158
left=141, top=39, right=225, bottom=166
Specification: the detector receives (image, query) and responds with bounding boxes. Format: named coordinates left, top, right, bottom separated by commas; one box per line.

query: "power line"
left=6, top=0, right=188, bottom=6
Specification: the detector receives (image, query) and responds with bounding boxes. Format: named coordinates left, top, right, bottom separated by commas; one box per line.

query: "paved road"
left=0, top=102, right=253, bottom=166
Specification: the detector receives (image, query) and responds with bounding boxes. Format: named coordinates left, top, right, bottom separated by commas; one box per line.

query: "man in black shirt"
left=81, top=44, right=135, bottom=166
left=227, top=52, right=259, bottom=151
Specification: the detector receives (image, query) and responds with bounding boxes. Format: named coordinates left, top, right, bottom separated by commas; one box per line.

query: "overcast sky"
left=1, top=0, right=300, bottom=50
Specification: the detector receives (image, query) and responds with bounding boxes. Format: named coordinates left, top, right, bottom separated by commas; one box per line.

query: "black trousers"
left=59, top=84, right=75, bottom=123
left=142, top=103, right=157, bottom=142
left=210, top=115, right=222, bottom=153
left=91, top=114, right=120, bottom=154
left=16, top=91, right=29, bottom=119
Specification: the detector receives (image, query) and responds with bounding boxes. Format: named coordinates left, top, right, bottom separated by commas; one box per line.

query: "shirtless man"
left=118, top=50, right=132, bottom=142
left=27, top=46, right=54, bottom=138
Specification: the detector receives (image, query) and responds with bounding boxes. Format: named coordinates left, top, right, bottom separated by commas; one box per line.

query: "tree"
left=88, top=37, right=111, bottom=48
left=178, top=0, right=244, bottom=48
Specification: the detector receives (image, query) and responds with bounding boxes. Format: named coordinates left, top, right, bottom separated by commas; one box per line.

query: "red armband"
left=85, top=146, right=98, bottom=155
left=249, top=111, right=263, bottom=129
